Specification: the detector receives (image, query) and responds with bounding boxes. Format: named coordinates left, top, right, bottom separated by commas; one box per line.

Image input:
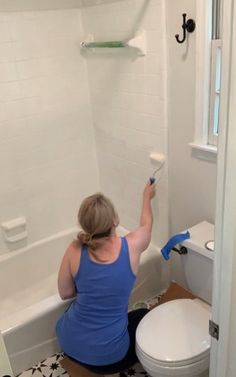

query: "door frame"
left=210, top=0, right=236, bottom=376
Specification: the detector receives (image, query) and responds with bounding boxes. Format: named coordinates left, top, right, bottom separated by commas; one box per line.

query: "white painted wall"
left=165, top=0, right=217, bottom=286
left=166, top=0, right=217, bottom=234
left=0, top=9, right=99, bottom=254
left=81, top=0, right=169, bottom=251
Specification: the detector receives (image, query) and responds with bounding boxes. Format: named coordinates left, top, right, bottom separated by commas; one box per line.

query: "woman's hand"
left=143, top=182, right=156, bottom=200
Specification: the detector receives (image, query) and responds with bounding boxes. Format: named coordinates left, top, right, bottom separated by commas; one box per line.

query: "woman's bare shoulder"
left=66, top=240, right=82, bottom=276
left=66, top=240, right=81, bottom=256
left=67, top=240, right=81, bottom=251
left=125, top=226, right=151, bottom=255
left=71, top=239, right=80, bottom=249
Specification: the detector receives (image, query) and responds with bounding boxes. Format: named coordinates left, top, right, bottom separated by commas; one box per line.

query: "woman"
left=56, top=182, right=155, bottom=374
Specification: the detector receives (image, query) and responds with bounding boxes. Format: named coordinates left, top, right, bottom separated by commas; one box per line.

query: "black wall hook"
left=175, top=13, right=196, bottom=44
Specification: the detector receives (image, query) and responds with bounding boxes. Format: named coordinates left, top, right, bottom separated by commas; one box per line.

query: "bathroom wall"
left=0, top=0, right=217, bottom=260
left=81, top=0, right=169, bottom=251
left=0, top=8, right=99, bottom=255
left=166, top=0, right=217, bottom=234
left=165, top=0, right=217, bottom=286
left=0, top=1, right=82, bottom=12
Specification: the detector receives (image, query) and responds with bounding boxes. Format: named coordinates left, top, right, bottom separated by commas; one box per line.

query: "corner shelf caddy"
left=80, top=30, right=146, bottom=56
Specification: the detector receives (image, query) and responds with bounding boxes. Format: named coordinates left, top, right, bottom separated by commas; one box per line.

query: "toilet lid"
left=136, top=299, right=211, bottom=364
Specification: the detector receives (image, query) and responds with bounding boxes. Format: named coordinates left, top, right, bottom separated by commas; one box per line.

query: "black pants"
left=66, top=308, right=149, bottom=374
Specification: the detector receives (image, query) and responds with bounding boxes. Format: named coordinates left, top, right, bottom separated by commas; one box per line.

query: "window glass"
left=209, top=0, right=221, bottom=146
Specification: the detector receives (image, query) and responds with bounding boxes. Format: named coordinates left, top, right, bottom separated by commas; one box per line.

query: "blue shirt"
left=56, top=237, right=136, bottom=365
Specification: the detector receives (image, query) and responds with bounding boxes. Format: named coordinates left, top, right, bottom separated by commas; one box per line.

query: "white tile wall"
left=0, top=0, right=82, bottom=12
left=0, top=1, right=169, bottom=255
left=81, top=0, right=169, bottom=246
left=0, top=9, right=99, bottom=254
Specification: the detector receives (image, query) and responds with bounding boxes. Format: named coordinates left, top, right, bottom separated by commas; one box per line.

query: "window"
left=209, top=0, right=221, bottom=146
left=190, top=0, right=222, bottom=159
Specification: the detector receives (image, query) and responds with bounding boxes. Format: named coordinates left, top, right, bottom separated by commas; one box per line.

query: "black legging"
left=66, top=308, right=149, bottom=374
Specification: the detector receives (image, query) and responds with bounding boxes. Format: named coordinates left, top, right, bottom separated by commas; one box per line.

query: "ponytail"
left=77, top=231, right=110, bottom=251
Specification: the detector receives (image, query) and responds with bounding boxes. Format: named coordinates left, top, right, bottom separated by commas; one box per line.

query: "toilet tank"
left=181, top=221, right=214, bottom=304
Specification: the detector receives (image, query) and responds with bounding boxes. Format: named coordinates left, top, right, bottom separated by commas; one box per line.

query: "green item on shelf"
left=84, top=41, right=126, bottom=48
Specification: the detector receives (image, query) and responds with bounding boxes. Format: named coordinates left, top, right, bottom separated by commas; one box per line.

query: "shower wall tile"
left=0, top=9, right=99, bottom=255
left=81, top=0, right=169, bottom=246
left=0, top=42, right=15, bottom=63
left=0, top=82, right=22, bottom=101
left=0, top=1, right=83, bottom=12
left=0, top=21, right=12, bottom=43
left=0, top=62, right=18, bottom=82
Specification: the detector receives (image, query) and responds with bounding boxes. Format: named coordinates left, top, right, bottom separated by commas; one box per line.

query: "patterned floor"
left=17, top=353, right=66, bottom=377
left=17, top=295, right=161, bottom=377
left=17, top=353, right=149, bottom=377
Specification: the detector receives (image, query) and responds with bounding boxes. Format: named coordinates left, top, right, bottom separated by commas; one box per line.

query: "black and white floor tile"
left=17, top=353, right=67, bottom=377
left=17, top=353, right=149, bottom=377
left=146, top=294, right=162, bottom=309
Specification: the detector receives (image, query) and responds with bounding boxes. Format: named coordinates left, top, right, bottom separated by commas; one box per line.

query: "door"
left=210, top=0, right=236, bottom=376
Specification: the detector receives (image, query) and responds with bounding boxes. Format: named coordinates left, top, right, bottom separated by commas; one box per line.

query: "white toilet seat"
left=136, top=299, right=211, bottom=377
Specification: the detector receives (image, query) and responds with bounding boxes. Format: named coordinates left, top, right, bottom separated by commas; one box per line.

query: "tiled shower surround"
left=82, top=0, right=168, bottom=245
left=0, top=8, right=99, bottom=254
left=0, top=0, right=168, bottom=255
left=0, top=1, right=168, bottom=374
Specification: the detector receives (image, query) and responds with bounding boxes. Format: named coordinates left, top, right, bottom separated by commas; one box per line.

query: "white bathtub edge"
left=1, top=295, right=72, bottom=335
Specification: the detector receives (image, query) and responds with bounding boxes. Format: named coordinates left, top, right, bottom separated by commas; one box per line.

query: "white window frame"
left=189, top=0, right=218, bottom=161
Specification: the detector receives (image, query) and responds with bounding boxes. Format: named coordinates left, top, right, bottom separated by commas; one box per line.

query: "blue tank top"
left=56, top=237, right=136, bottom=365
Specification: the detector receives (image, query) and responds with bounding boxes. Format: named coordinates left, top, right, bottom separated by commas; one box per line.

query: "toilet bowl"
left=136, top=298, right=211, bottom=377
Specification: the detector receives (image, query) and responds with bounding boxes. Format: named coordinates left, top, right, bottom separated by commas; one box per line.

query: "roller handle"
left=149, top=177, right=156, bottom=185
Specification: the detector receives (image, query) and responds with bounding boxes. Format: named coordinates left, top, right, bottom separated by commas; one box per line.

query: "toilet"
left=136, top=221, right=214, bottom=377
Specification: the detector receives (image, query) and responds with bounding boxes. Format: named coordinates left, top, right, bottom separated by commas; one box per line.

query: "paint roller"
left=149, top=153, right=166, bottom=184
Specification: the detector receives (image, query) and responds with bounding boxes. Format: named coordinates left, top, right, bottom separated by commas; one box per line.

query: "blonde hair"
left=77, top=193, right=118, bottom=251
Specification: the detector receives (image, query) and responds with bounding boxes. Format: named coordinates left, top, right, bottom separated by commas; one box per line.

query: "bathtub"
left=0, top=226, right=167, bottom=376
